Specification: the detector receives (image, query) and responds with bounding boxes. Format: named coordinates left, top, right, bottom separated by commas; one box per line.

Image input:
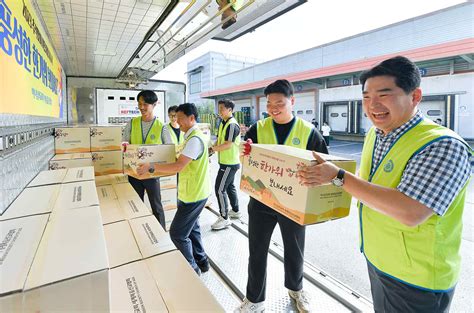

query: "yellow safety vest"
left=359, top=118, right=472, bottom=291
left=178, top=128, right=211, bottom=203
left=166, top=123, right=184, bottom=144
left=217, top=117, right=241, bottom=165
left=256, top=117, right=312, bottom=148
left=130, top=117, right=163, bottom=144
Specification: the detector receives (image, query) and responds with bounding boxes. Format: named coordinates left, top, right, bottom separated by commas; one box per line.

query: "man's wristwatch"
left=331, top=169, right=345, bottom=187
left=148, top=165, right=155, bottom=174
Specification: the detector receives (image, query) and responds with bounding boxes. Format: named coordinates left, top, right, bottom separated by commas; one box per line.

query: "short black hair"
left=217, top=99, right=235, bottom=110
left=359, top=56, right=421, bottom=94
left=137, top=90, right=158, bottom=104
left=168, top=105, right=178, bottom=114
left=176, top=103, right=199, bottom=120
left=264, top=79, right=294, bottom=98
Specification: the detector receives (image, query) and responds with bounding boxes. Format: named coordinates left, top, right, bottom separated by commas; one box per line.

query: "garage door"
left=326, top=104, right=348, bottom=132
left=294, top=92, right=316, bottom=123
left=418, top=100, right=446, bottom=126
left=232, top=99, right=251, bottom=112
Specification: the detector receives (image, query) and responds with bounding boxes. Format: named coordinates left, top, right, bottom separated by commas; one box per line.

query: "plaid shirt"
left=371, top=111, right=473, bottom=216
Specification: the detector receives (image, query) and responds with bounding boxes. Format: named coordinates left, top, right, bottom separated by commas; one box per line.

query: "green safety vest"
left=217, top=117, right=241, bottom=165
left=257, top=117, right=312, bottom=148
left=130, top=117, right=163, bottom=144
left=178, top=128, right=211, bottom=203
left=359, top=118, right=472, bottom=291
left=166, top=123, right=184, bottom=145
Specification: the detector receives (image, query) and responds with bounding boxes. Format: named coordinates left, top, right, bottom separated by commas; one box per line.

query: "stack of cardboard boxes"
left=51, top=126, right=123, bottom=176
left=0, top=167, right=224, bottom=312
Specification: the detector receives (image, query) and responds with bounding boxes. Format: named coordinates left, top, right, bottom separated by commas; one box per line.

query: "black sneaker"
left=197, top=259, right=210, bottom=273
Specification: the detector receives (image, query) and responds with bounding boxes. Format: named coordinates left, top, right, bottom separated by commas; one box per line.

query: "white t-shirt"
left=181, top=125, right=204, bottom=160
left=321, top=125, right=331, bottom=136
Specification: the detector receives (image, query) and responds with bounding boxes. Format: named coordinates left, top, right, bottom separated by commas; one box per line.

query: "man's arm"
left=212, top=123, right=240, bottom=152
left=297, top=152, right=433, bottom=227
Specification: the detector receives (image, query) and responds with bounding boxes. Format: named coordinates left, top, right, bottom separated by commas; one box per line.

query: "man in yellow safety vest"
left=297, top=56, right=473, bottom=312
left=137, top=103, right=211, bottom=275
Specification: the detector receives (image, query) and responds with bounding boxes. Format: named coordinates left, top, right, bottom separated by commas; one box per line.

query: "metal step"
left=199, top=208, right=368, bottom=312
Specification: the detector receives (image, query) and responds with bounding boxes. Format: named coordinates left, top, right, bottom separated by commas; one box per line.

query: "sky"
left=153, top=0, right=467, bottom=83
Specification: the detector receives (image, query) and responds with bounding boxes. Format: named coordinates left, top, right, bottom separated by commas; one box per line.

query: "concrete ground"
left=205, top=140, right=473, bottom=312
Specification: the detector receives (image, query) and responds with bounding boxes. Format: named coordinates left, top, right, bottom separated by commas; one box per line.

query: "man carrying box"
left=210, top=99, right=242, bottom=230
left=122, top=90, right=173, bottom=229
left=297, top=56, right=473, bottom=313
left=137, top=103, right=211, bottom=275
left=237, top=80, right=327, bottom=313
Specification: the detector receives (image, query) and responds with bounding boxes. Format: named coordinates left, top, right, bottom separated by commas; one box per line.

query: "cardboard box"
left=103, top=221, right=142, bottom=268
left=1, top=208, right=110, bottom=312
left=72, top=152, right=93, bottom=159
left=240, top=144, right=356, bottom=225
left=197, top=123, right=212, bottom=146
left=128, top=215, right=175, bottom=258
left=27, top=169, right=67, bottom=187
left=109, top=261, right=168, bottom=312
left=49, top=157, right=94, bottom=170
left=96, top=185, right=118, bottom=202
left=123, top=144, right=176, bottom=179
left=160, top=174, right=177, bottom=189
left=161, top=188, right=177, bottom=211
left=95, top=173, right=128, bottom=186
left=53, top=180, right=99, bottom=211
left=98, top=199, right=125, bottom=225
left=0, top=215, right=49, bottom=301
left=0, top=185, right=60, bottom=221
left=118, top=195, right=152, bottom=220
left=146, top=250, right=224, bottom=312
left=90, top=126, right=122, bottom=151
left=62, top=166, right=95, bottom=183
left=112, top=182, right=138, bottom=197
left=54, top=127, right=91, bottom=154
left=92, top=150, right=123, bottom=176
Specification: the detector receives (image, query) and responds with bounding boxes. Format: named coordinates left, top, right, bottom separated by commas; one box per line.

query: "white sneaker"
left=211, top=216, right=231, bottom=230
left=288, top=289, right=311, bottom=313
left=235, top=298, right=265, bottom=313
left=228, top=210, right=242, bottom=219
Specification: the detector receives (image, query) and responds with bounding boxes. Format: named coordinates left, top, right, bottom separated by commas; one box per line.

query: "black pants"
left=368, top=262, right=455, bottom=313
left=170, top=199, right=208, bottom=274
left=246, top=198, right=305, bottom=303
left=215, top=163, right=240, bottom=218
left=323, top=135, right=330, bottom=146
left=128, top=176, right=165, bottom=229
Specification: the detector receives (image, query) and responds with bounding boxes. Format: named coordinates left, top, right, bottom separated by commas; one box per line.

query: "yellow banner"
left=0, top=0, right=64, bottom=118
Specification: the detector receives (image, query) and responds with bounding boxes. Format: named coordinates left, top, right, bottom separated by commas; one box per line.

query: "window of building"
left=306, top=110, right=313, bottom=114
left=297, top=110, right=303, bottom=115
left=108, top=96, right=114, bottom=100
left=120, top=96, right=126, bottom=100
left=190, top=72, right=201, bottom=94
left=129, top=97, right=135, bottom=100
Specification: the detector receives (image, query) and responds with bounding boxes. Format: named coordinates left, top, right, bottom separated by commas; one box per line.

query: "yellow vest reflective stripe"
left=256, top=117, right=312, bottom=148
left=178, top=129, right=211, bottom=203
left=130, top=117, right=163, bottom=144
left=166, top=123, right=184, bottom=145
left=217, top=117, right=241, bottom=165
left=359, top=119, right=472, bottom=291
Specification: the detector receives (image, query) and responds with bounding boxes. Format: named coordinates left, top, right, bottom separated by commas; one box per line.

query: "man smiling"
left=298, top=56, right=473, bottom=312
